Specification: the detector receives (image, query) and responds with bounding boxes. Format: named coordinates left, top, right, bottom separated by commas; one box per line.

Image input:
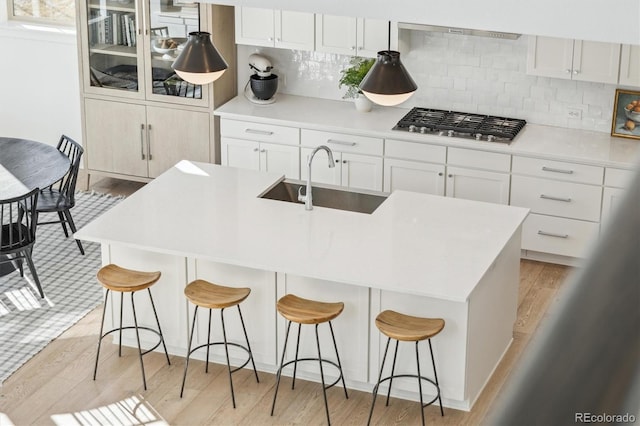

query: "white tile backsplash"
left=237, top=31, right=618, bottom=133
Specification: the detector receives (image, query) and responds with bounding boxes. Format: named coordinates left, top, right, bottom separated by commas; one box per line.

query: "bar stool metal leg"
left=220, top=308, right=237, bottom=408
left=291, top=323, right=302, bottom=390
left=428, top=338, right=444, bottom=416
left=147, top=288, right=171, bottom=365
left=130, top=292, right=147, bottom=390
left=118, top=292, right=124, bottom=356
left=93, top=289, right=110, bottom=380
left=367, top=336, right=391, bottom=426
left=237, top=305, right=260, bottom=383
left=328, top=321, right=349, bottom=399
left=315, top=324, right=331, bottom=426
left=271, top=320, right=292, bottom=416
left=416, top=341, right=425, bottom=426
left=180, top=305, right=199, bottom=397
left=385, top=339, right=400, bottom=406
left=205, top=308, right=212, bottom=373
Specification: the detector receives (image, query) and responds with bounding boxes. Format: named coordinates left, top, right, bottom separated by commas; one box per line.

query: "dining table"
left=0, top=137, right=71, bottom=275
left=0, top=137, right=70, bottom=199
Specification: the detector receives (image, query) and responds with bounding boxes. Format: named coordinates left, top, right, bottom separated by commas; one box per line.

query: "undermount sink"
left=259, top=179, right=389, bottom=214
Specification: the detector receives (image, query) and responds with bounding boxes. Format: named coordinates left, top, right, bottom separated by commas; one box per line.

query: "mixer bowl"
left=250, top=74, right=278, bottom=100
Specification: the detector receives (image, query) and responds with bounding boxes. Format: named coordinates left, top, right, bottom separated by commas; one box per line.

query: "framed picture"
left=611, top=88, right=640, bottom=140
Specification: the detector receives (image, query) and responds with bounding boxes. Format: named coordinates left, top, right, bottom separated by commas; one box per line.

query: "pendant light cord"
left=387, top=21, right=391, bottom=51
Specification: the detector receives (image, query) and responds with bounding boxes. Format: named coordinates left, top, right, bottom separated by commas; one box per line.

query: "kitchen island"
left=75, top=161, right=528, bottom=411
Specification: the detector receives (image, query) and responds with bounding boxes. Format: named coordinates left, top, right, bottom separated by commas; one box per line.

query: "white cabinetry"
left=220, top=119, right=300, bottom=178
left=383, top=139, right=446, bottom=195
left=301, top=130, right=383, bottom=191
left=315, top=15, right=392, bottom=58
left=235, top=7, right=315, bottom=50
left=619, top=44, right=640, bottom=87
left=446, top=148, right=511, bottom=204
left=511, top=156, right=603, bottom=260
left=601, top=167, right=635, bottom=229
left=527, top=36, right=621, bottom=84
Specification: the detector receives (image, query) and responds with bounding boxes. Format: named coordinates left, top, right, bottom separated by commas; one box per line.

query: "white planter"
left=354, top=94, right=373, bottom=112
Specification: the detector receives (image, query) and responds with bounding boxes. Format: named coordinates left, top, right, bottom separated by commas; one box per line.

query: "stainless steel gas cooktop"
left=393, top=107, right=526, bottom=143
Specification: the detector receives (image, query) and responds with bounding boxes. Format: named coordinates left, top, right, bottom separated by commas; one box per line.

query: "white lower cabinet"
left=601, top=167, right=635, bottom=229
left=511, top=155, right=604, bottom=260
left=445, top=148, right=511, bottom=204
left=220, top=118, right=300, bottom=178
left=221, top=139, right=299, bottom=177
left=445, top=167, right=510, bottom=204
left=301, top=129, right=384, bottom=191
left=383, top=139, right=447, bottom=195
left=384, top=158, right=445, bottom=195
left=521, top=214, right=600, bottom=258
left=300, top=147, right=383, bottom=191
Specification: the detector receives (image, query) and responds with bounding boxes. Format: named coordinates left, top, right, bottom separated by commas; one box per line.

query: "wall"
left=0, top=25, right=81, bottom=147
left=238, top=31, right=619, bottom=133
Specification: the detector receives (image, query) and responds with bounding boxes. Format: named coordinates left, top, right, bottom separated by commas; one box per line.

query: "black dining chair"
left=31, top=135, right=85, bottom=255
left=1, top=188, right=44, bottom=298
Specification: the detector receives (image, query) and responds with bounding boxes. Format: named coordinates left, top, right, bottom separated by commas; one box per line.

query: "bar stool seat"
left=271, top=294, right=349, bottom=425
left=368, top=310, right=445, bottom=426
left=180, top=279, right=259, bottom=408
left=276, top=294, right=344, bottom=324
left=375, top=310, right=444, bottom=342
left=93, top=264, right=171, bottom=391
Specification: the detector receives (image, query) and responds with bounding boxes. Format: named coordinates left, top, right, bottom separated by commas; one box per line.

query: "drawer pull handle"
left=245, top=129, right=274, bottom=136
left=540, top=194, right=572, bottom=202
left=542, top=166, right=574, bottom=174
left=327, top=139, right=357, bottom=147
left=538, top=230, right=569, bottom=239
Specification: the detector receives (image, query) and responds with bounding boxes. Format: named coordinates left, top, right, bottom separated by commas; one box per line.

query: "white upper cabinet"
left=315, top=15, right=391, bottom=58
left=527, top=36, right=621, bottom=84
left=619, top=44, right=640, bottom=87
left=235, top=7, right=315, bottom=50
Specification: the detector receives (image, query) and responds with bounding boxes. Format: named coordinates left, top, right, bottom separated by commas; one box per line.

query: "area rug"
left=0, top=191, right=122, bottom=384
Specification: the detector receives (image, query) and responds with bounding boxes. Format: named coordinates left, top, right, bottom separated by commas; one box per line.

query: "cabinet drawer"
left=447, top=147, right=510, bottom=172
left=221, top=119, right=299, bottom=145
left=384, top=139, right=446, bottom=163
left=522, top=213, right=600, bottom=258
left=511, top=175, right=602, bottom=222
left=604, top=167, right=635, bottom=188
left=512, top=156, right=603, bottom=184
left=301, top=129, right=383, bottom=156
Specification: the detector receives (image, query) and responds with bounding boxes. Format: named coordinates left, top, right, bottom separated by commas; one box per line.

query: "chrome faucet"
left=298, top=145, right=335, bottom=210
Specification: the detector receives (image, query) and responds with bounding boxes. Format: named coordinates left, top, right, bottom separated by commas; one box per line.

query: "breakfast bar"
left=75, top=160, right=528, bottom=411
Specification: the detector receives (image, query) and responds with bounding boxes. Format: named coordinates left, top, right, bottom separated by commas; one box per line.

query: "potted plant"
left=339, top=57, right=375, bottom=112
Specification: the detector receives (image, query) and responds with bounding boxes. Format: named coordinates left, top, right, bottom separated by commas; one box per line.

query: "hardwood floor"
left=0, top=174, right=573, bottom=425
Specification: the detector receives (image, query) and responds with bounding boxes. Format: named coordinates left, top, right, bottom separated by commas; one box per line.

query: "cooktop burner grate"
left=393, top=107, right=526, bottom=142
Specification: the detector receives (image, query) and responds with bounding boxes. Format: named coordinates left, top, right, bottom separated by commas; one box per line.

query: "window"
left=9, top=0, right=75, bottom=24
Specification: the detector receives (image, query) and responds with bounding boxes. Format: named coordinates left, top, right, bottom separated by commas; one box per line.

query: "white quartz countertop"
left=76, top=161, right=528, bottom=302
left=216, top=94, right=640, bottom=169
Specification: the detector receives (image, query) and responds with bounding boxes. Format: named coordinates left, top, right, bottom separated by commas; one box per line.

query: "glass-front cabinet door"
left=145, top=0, right=202, bottom=101
left=80, top=0, right=207, bottom=105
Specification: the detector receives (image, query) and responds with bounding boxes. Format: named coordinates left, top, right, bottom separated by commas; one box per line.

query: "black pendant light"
left=172, top=31, right=228, bottom=85
left=359, top=23, right=417, bottom=106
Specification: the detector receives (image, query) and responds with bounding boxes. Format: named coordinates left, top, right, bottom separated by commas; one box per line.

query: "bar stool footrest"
left=373, top=374, right=441, bottom=407
left=281, top=357, right=344, bottom=390
left=100, top=326, right=165, bottom=356
left=188, top=341, right=253, bottom=373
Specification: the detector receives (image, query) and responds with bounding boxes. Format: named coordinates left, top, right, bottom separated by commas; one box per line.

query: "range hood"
left=398, top=23, right=521, bottom=40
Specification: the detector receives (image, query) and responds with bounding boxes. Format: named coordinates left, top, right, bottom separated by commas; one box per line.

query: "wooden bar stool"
left=93, top=264, right=171, bottom=391
left=270, top=294, right=349, bottom=425
left=367, top=310, right=445, bottom=426
left=179, top=279, right=259, bottom=408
